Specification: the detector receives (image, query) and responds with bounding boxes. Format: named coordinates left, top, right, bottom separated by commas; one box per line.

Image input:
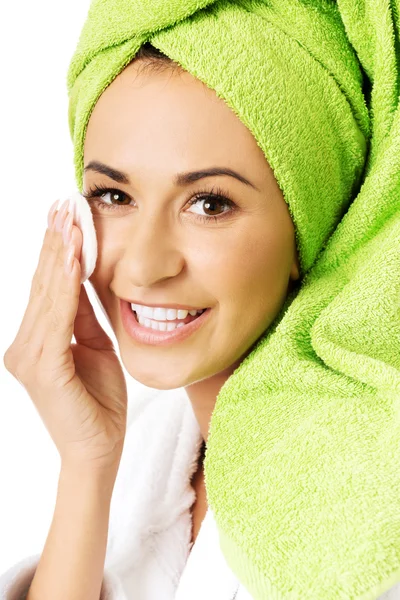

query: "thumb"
left=74, top=283, right=115, bottom=351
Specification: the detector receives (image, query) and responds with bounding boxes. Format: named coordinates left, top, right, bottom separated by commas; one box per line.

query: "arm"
left=25, top=464, right=118, bottom=600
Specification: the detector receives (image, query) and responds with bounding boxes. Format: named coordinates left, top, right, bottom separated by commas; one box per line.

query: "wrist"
left=59, top=461, right=119, bottom=499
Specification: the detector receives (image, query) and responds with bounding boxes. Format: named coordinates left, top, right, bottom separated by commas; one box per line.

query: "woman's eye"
left=82, top=187, right=132, bottom=211
left=100, top=190, right=131, bottom=205
left=187, top=194, right=234, bottom=218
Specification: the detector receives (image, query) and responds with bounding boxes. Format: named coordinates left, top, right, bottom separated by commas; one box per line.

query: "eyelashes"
left=81, top=183, right=237, bottom=223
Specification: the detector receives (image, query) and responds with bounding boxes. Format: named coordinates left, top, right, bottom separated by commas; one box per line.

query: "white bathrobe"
left=1, top=386, right=399, bottom=600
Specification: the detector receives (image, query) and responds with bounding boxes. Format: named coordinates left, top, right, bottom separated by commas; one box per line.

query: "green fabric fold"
left=67, top=0, right=400, bottom=597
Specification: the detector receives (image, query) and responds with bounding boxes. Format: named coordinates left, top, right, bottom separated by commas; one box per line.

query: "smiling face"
left=83, top=58, right=300, bottom=390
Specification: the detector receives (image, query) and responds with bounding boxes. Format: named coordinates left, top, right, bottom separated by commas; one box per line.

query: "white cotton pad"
left=56, top=192, right=98, bottom=284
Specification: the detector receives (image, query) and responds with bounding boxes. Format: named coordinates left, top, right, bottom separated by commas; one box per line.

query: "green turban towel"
left=67, top=1, right=400, bottom=598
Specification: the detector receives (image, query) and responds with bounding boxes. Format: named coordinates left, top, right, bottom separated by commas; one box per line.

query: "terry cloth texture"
left=67, top=1, right=400, bottom=598
left=1, top=388, right=400, bottom=600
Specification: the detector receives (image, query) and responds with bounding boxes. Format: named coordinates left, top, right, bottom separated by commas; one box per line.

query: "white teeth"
left=137, top=315, right=186, bottom=331
left=153, top=307, right=168, bottom=321
left=142, top=306, right=155, bottom=319
left=131, top=303, right=204, bottom=322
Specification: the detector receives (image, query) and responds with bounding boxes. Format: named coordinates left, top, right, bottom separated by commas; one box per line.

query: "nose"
left=118, top=210, right=185, bottom=287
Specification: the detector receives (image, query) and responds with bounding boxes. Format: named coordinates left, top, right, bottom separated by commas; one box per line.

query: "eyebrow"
left=84, top=160, right=259, bottom=191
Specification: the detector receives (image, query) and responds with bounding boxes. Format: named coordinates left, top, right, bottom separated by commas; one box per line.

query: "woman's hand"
left=3, top=199, right=128, bottom=474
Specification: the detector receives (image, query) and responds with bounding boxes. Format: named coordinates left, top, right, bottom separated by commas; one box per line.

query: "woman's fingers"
left=7, top=195, right=113, bottom=384
left=26, top=199, right=60, bottom=304
left=12, top=201, right=68, bottom=349
left=40, top=220, right=83, bottom=365
left=26, top=200, right=78, bottom=366
left=5, top=199, right=73, bottom=378
left=43, top=204, right=114, bottom=358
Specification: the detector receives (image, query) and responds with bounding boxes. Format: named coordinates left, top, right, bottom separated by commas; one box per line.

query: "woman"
left=2, top=0, right=400, bottom=598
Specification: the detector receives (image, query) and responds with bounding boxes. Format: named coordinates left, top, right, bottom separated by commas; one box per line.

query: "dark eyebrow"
left=84, top=161, right=259, bottom=191
left=84, top=161, right=130, bottom=184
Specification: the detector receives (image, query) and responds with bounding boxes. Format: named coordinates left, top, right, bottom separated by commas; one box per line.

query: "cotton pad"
left=56, top=192, right=97, bottom=284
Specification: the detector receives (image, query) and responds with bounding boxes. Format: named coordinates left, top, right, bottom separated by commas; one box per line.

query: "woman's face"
left=83, top=59, right=300, bottom=389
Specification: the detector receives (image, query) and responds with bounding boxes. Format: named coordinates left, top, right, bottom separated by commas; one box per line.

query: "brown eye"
left=102, top=190, right=130, bottom=205
left=82, top=186, right=133, bottom=212
left=187, top=193, right=234, bottom=219
left=203, top=198, right=226, bottom=216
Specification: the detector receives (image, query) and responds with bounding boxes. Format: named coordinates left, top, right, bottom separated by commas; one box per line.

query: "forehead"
left=83, top=61, right=265, bottom=175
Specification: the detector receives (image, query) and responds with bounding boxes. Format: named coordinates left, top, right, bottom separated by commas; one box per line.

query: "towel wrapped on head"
left=67, top=1, right=400, bottom=598
left=68, top=0, right=371, bottom=277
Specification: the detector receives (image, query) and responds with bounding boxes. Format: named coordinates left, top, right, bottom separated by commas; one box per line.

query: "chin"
left=119, top=354, right=196, bottom=390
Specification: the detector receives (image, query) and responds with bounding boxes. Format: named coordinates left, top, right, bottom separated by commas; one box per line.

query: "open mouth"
left=120, top=300, right=211, bottom=344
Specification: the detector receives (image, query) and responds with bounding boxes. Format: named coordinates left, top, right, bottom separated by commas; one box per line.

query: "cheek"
left=91, top=216, right=124, bottom=269
left=87, top=218, right=124, bottom=304
left=194, top=224, right=292, bottom=302
left=194, top=223, right=293, bottom=343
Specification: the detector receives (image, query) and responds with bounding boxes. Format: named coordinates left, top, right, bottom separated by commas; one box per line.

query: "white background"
left=0, top=1, right=154, bottom=573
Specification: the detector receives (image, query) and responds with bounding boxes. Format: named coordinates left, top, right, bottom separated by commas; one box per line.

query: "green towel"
left=67, top=1, right=400, bottom=598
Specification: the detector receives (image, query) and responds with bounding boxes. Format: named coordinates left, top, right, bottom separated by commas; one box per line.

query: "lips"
left=120, top=299, right=211, bottom=346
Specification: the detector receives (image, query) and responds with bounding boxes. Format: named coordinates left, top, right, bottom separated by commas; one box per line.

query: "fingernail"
left=62, top=211, right=73, bottom=246
left=54, top=199, right=70, bottom=232
left=47, top=199, right=60, bottom=229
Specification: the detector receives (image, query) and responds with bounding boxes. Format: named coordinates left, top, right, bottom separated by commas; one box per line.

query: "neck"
left=184, top=359, right=243, bottom=443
